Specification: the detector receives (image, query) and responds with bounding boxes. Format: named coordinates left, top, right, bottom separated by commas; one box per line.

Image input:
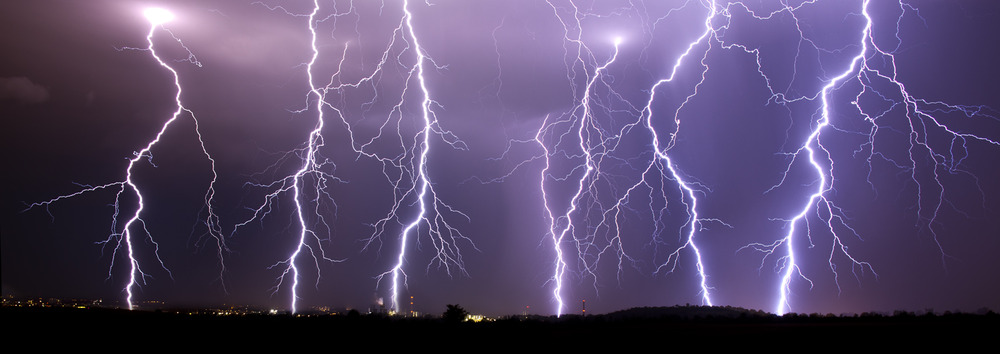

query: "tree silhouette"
left=442, top=304, right=468, bottom=323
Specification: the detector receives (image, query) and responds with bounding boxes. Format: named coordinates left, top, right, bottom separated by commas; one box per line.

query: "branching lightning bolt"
left=730, top=0, right=997, bottom=314
left=242, top=0, right=474, bottom=314
left=26, top=8, right=227, bottom=309
left=533, top=0, right=729, bottom=317
left=633, top=0, right=721, bottom=309
left=536, top=39, right=622, bottom=316
left=372, top=0, right=475, bottom=314
left=535, top=0, right=630, bottom=316
left=502, top=0, right=997, bottom=316
left=234, top=0, right=352, bottom=314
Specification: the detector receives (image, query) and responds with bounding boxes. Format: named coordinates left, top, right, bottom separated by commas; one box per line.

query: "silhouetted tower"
left=582, top=299, right=586, bottom=316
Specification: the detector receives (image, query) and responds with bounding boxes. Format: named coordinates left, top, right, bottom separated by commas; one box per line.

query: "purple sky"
left=3, top=0, right=999, bottom=316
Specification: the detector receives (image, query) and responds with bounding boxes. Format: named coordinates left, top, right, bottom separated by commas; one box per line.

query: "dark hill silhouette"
left=602, top=305, right=772, bottom=320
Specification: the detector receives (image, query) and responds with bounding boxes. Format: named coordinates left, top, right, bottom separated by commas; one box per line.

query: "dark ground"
left=4, top=305, right=995, bottom=349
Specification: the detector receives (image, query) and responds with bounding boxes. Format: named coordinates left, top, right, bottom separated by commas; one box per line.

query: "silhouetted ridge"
left=603, top=305, right=772, bottom=320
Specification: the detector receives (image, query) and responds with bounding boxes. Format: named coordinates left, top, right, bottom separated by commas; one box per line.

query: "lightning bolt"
left=234, top=0, right=352, bottom=314
left=534, top=0, right=727, bottom=317
left=536, top=31, right=621, bottom=316
left=505, top=0, right=997, bottom=316
left=371, top=0, right=475, bottom=314
left=242, top=0, right=473, bottom=314
left=633, top=0, right=721, bottom=309
left=26, top=7, right=227, bottom=309
left=729, top=0, right=997, bottom=315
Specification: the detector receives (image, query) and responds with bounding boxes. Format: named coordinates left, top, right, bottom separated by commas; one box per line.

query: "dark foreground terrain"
left=4, top=305, right=995, bottom=349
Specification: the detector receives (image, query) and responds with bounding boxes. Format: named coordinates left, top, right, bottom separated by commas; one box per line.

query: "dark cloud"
left=0, top=76, right=50, bottom=104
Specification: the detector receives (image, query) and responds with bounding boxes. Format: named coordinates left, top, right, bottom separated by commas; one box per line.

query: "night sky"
left=3, top=0, right=999, bottom=316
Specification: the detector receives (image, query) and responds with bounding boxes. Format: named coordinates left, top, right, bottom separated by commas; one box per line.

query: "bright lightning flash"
left=144, top=8, right=175, bottom=26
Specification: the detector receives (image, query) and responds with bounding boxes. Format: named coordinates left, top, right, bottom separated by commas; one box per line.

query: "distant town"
left=5, top=294, right=996, bottom=321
